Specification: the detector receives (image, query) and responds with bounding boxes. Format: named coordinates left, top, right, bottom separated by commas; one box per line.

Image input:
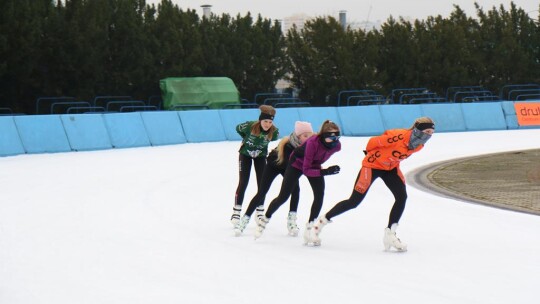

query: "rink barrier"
left=420, top=103, right=467, bottom=132
left=61, top=114, right=112, bottom=151
left=297, top=107, right=341, bottom=132
left=337, top=105, right=385, bottom=136
left=14, top=115, right=71, bottom=153
left=178, top=109, right=226, bottom=142
left=379, top=104, right=423, bottom=130
left=270, top=107, right=300, bottom=137
left=103, top=112, right=151, bottom=148
left=219, top=108, right=259, bottom=140
left=460, top=102, right=507, bottom=131
left=0, top=116, right=26, bottom=156
left=1, top=101, right=539, bottom=157
left=140, top=111, right=187, bottom=145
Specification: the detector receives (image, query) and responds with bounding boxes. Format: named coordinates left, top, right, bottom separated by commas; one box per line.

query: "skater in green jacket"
left=230, top=105, right=279, bottom=225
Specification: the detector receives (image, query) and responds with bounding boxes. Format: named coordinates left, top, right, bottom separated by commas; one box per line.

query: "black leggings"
left=325, top=167, right=407, bottom=228
left=265, top=165, right=325, bottom=222
left=235, top=154, right=266, bottom=206
left=244, top=163, right=300, bottom=217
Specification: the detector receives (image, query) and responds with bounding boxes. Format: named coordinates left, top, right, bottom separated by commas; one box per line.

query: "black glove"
left=321, top=165, right=340, bottom=176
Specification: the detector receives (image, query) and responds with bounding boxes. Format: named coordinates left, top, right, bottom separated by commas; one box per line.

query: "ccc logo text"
left=392, top=150, right=410, bottom=160
left=387, top=134, right=404, bottom=143
left=367, top=151, right=381, bottom=163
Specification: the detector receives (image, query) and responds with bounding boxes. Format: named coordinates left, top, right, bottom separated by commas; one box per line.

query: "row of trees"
left=1, top=0, right=539, bottom=113
left=289, top=2, right=540, bottom=105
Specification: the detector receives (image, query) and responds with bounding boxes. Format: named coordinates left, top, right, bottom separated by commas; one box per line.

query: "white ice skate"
left=234, top=215, right=250, bottom=236
left=287, top=212, right=299, bottom=237
left=305, top=217, right=329, bottom=246
left=254, top=216, right=269, bottom=239
left=383, top=223, right=407, bottom=252
left=230, top=204, right=242, bottom=226
left=256, top=206, right=264, bottom=222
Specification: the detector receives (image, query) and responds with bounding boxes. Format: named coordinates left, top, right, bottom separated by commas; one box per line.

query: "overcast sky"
left=147, top=1, right=539, bottom=22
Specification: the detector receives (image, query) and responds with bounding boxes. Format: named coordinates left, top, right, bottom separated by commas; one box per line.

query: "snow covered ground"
left=1, top=129, right=539, bottom=304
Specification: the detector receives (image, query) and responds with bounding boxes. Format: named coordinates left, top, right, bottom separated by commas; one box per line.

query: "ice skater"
left=254, top=120, right=342, bottom=243
left=308, top=117, right=435, bottom=251
left=234, top=121, right=314, bottom=236
left=230, top=105, right=279, bottom=225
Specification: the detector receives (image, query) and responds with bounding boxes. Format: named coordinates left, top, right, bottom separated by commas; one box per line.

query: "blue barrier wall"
left=272, top=108, right=300, bottom=137
left=1, top=101, right=538, bottom=157
left=420, top=103, right=466, bottom=132
left=103, top=113, right=151, bottom=148
left=179, top=110, right=227, bottom=142
left=298, top=107, right=341, bottom=133
left=14, top=115, right=71, bottom=154
left=0, top=116, right=25, bottom=156
left=219, top=108, right=259, bottom=140
left=500, top=101, right=518, bottom=129
left=460, top=102, right=507, bottom=131
left=379, top=104, right=423, bottom=129
left=61, top=114, right=112, bottom=151
left=337, top=106, right=384, bottom=136
left=140, top=111, right=186, bottom=145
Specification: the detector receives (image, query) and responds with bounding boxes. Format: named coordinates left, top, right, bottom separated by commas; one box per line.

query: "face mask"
left=321, top=132, right=340, bottom=140
left=408, top=128, right=431, bottom=150
left=321, top=132, right=340, bottom=148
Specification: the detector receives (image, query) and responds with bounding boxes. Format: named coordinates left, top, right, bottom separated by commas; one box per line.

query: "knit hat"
left=294, top=121, right=313, bottom=136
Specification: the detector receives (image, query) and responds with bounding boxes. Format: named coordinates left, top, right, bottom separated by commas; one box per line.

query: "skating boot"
left=230, top=204, right=242, bottom=226
left=287, top=212, right=299, bottom=237
left=306, top=217, right=329, bottom=246
left=256, top=205, right=264, bottom=222
left=254, top=216, right=269, bottom=239
left=383, top=223, right=407, bottom=252
left=234, top=215, right=250, bottom=236
left=303, top=222, right=314, bottom=245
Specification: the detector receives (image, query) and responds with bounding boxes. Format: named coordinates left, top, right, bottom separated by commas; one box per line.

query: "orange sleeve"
left=365, top=131, right=392, bottom=151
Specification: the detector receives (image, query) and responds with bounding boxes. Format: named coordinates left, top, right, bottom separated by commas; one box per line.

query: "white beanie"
left=294, top=121, right=313, bottom=136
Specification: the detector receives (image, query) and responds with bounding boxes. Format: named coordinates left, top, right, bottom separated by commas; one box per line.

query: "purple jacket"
left=291, top=135, right=341, bottom=177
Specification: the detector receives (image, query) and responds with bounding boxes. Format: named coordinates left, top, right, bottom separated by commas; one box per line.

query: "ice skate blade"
left=384, top=247, right=408, bottom=253
left=288, top=231, right=299, bottom=237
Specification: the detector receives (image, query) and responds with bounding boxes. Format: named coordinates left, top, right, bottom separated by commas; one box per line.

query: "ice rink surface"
left=1, top=129, right=539, bottom=304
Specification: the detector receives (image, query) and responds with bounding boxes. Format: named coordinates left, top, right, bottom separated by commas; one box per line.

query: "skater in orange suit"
left=308, top=117, right=435, bottom=251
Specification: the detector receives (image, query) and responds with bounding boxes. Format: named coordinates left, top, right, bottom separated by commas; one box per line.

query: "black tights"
left=325, top=168, right=407, bottom=228
left=265, top=166, right=325, bottom=222
left=235, top=154, right=266, bottom=206
left=244, top=164, right=299, bottom=217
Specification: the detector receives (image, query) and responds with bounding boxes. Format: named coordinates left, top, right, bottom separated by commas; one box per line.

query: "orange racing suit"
left=355, top=129, right=423, bottom=193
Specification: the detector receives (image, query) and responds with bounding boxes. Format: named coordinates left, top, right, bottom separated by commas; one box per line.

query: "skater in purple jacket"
left=254, top=120, right=341, bottom=243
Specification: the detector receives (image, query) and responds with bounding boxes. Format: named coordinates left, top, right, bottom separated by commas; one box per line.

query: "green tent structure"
left=160, top=77, right=241, bottom=110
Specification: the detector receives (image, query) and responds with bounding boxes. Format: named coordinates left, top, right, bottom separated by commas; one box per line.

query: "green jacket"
left=236, top=121, right=279, bottom=158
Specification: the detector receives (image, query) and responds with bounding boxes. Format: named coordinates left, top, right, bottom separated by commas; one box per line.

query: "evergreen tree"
left=0, top=0, right=47, bottom=113
left=232, top=15, right=286, bottom=100
left=412, top=7, right=483, bottom=95
left=285, top=16, right=358, bottom=106
left=476, top=2, right=540, bottom=89
left=373, top=17, right=418, bottom=93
